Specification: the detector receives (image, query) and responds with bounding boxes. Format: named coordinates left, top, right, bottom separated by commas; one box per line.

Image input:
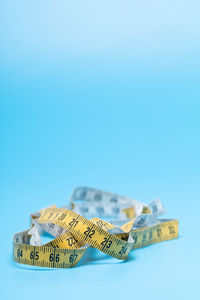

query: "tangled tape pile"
left=13, top=187, right=178, bottom=268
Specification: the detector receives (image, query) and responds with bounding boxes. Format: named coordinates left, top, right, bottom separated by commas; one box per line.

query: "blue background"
left=1, top=1, right=200, bottom=299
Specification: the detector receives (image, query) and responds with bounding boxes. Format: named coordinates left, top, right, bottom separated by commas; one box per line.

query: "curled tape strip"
left=13, top=187, right=178, bottom=268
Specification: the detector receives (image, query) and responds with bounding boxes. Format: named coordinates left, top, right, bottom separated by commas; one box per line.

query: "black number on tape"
left=142, top=234, right=147, bottom=243
left=17, top=249, right=23, bottom=258
left=58, top=213, right=66, bottom=221
left=49, top=253, right=60, bottom=262
left=101, top=237, right=112, bottom=249
left=119, top=246, right=128, bottom=255
left=157, top=228, right=162, bottom=237
left=69, top=254, right=77, bottom=263
left=66, top=237, right=77, bottom=247
left=30, top=251, right=39, bottom=260
left=84, top=227, right=95, bottom=238
left=133, top=235, right=138, bottom=244
left=168, top=226, right=175, bottom=234
left=69, top=218, right=79, bottom=228
left=55, top=254, right=60, bottom=262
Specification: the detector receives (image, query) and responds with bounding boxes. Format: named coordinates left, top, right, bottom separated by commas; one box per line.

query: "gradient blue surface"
left=1, top=1, right=200, bottom=299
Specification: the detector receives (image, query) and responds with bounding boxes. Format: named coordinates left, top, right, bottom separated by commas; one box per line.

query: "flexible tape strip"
left=39, top=213, right=178, bottom=252
left=13, top=218, right=178, bottom=268
left=70, top=187, right=145, bottom=218
left=70, top=187, right=166, bottom=219
left=38, top=208, right=134, bottom=260
left=13, top=243, right=87, bottom=268
left=117, top=219, right=178, bottom=249
left=13, top=188, right=178, bottom=268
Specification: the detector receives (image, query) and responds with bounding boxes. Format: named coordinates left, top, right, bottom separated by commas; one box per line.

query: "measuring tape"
left=13, top=187, right=178, bottom=268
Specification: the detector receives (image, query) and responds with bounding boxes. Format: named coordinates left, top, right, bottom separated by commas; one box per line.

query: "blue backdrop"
left=1, top=1, right=199, bottom=299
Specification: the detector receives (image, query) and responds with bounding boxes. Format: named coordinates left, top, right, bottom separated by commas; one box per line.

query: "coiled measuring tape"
left=13, top=187, right=178, bottom=268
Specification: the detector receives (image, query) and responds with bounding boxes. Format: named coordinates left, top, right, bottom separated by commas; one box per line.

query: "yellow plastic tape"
left=13, top=212, right=178, bottom=268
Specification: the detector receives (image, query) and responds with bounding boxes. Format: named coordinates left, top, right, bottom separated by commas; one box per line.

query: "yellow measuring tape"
left=13, top=187, right=179, bottom=268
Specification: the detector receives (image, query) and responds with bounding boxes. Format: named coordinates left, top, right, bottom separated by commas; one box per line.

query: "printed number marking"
left=142, top=234, right=147, bottom=243
left=17, top=249, right=23, bottom=258
left=132, top=235, right=138, bottom=244
left=69, top=254, right=77, bottom=264
left=30, top=251, right=39, bottom=260
left=84, top=227, right=95, bottom=238
left=168, top=226, right=175, bottom=234
left=66, top=237, right=77, bottom=247
left=119, top=246, right=128, bottom=255
left=58, top=213, right=66, bottom=221
left=49, top=253, right=60, bottom=262
left=101, top=237, right=112, bottom=249
left=69, top=218, right=79, bottom=228
left=157, top=228, right=162, bottom=237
